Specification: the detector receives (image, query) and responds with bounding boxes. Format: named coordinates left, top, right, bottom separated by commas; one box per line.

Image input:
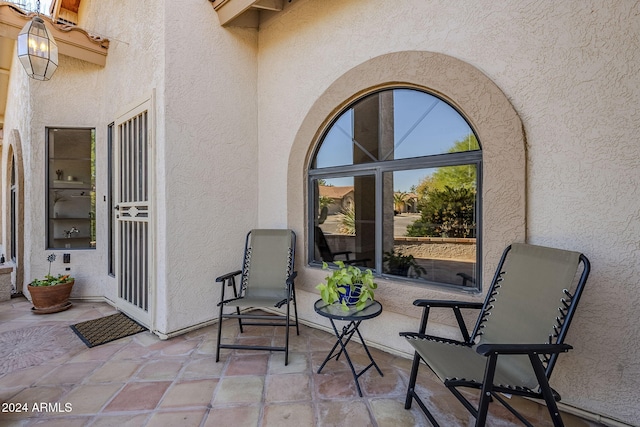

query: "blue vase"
left=338, top=284, right=361, bottom=306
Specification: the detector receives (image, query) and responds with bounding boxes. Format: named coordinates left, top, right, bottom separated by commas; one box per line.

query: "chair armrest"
left=476, top=343, right=573, bottom=356
left=413, top=300, right=484, bottom=309
left=456, top=272, right=476, bottom=286
left=343, top=258, right=371, bottom=267
left=407, top=300, right=483, bottom=343
left=215, top=270, right=242, bottom=283
left=332, top=251, right=352, bottom=258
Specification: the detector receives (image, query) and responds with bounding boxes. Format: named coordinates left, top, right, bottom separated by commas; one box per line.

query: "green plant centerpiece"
left=316, top=260, right=377, bottom=311
left=28, top=254, right=75, bottom=314
left=383, top=249, right=426, bottom=278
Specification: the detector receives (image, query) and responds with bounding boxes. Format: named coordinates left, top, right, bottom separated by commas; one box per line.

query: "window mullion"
left=375, top=167, right=384, bottom=273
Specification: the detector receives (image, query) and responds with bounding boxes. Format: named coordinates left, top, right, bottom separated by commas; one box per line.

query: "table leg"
left=354, top=323, right=383, bottom=376
left=316, top=319, right=355, bottom=373
left=317, top=319, right=383, bottom=397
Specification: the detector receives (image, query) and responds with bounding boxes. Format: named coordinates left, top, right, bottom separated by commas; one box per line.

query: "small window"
left=309, top=88, right=481, bottom=289
left=46, top=128, right=96, bottom=249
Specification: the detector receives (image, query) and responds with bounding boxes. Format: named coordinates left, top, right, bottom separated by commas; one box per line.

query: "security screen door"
left=114, top=101, right=152, bottom=326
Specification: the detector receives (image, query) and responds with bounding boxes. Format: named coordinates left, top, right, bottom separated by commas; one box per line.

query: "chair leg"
left=405, top=352, right=422, bottom=409
left=235, top=306, right=243, bottom=333
left=292, top=285, right=300, bottom=336
left=216, top=302, right=224, bottom=363
left=229, top=278, right=244, bottom=333
left=284, top=299, right=290, bottom=366
left=475, top=354, right=498, bottom=427
left=404, top=352, right=442, bottom=426
left=529, top=354, right=565, bottom=427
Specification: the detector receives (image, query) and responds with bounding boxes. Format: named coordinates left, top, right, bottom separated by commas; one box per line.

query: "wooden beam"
left=253, top=0, right=283, bottom=12
left=212, top=0, right=254, bottom=26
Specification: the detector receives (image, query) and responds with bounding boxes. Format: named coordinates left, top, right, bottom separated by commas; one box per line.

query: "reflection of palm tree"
left=394, top=192, right=407, bottom=213
left=338, top=206, right=355, bottom=235
left=319, top=195, right=333, bottom=210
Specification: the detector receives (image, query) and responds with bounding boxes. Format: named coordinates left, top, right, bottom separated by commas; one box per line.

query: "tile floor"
left=0, top=297, right=604, bottom=426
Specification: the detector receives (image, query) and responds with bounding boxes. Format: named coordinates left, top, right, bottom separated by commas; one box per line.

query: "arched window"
left=309, top=88, right=481, bottom=289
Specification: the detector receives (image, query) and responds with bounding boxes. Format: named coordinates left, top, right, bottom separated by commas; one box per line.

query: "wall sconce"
left=17, top=3, right=58, bottom=81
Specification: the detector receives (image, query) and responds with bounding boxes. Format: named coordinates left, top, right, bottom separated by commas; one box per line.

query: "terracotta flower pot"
left=28, top=280, right=74, bottom=314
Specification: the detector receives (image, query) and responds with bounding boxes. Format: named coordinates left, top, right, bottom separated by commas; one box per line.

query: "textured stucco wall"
left=3, top=0, right=259, bottom=335
left=159, top=0, right=259, bottom=334
left=1, top=0, right=165, bottom=304
left=2, top=0, right=166, bottom=303
left=1, top=51, right=30, bottom=291
left=3, top=50, right=108, bottom=299
left=257, top=0, right=640, bottom=424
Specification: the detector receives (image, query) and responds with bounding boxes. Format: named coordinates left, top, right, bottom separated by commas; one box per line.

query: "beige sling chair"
left=215, top=229, right=298, bottom=365
left=400, top=243, right=590, bottom=426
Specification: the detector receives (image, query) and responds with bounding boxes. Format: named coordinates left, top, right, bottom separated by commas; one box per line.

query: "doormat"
left=70, top=312, right=146, bottom=348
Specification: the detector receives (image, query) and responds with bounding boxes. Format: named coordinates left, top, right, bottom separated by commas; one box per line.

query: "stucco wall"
left=160, top=0, right=259, bottom=334
left=2, top=0, right=260, bottom=335
left=257, top=0, right=640, bottom=424
left=3, top=53, right=108, bottom=299
left=1, top=0, right=165, bottom=302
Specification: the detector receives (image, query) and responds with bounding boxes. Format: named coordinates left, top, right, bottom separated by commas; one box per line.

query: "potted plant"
left=316, top=260, right=377, bottom=311
left=383, top=249, right=426, bottom=278
left=28, top=254, right=74, bottom=314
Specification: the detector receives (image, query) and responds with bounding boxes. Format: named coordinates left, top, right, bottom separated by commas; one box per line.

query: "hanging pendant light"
left=17, top=1, right=58, bottom=81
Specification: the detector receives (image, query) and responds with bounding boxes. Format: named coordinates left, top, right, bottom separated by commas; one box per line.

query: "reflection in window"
left=313, top=176, right=375, bottom=267
left=309, top=88, right=481, bottom=289
left=314, top=90, right=478, bottom=169
left=46, top=128, right=96, bottom=250
left=383, top=165, right=477, bottom=285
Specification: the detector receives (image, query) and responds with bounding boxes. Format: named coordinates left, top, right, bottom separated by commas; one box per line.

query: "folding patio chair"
left=215, top=229, right=298, bottom=365
left=315, top=226, right=370, bottom=266
left=400, top=243, right=590, bottom=427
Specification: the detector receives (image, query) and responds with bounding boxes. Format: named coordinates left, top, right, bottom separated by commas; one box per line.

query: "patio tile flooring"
left=0, top=297, right=605, bottom=426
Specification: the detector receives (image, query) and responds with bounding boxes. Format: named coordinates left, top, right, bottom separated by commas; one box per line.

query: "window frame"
left=307, top=87, right=482, bottom=291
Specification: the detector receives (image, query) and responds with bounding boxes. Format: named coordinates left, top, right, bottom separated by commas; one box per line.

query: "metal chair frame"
left=215, top=229, right=299, bottom=365
left=401, top=244, right=591, bottom=427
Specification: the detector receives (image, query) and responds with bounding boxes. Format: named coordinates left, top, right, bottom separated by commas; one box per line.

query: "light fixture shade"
left=17, top=16, right=58, bottom=81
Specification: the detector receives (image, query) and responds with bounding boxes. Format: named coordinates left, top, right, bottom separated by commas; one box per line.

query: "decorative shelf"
left=54, top=180, right=85, bottom=185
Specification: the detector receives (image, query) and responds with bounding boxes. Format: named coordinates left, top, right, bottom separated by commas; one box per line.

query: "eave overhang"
left=0, top=2, right=109, bottom=66
left=210, top=0, right=291, bottom=28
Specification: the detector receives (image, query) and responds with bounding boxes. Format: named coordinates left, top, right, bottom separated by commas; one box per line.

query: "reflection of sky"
left=315, top=89, right=473, bottom=191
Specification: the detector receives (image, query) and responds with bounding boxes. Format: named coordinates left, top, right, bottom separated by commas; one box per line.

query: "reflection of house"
left=319, top=185, right=353, bottom=215
left=0, top=1, right=638, bottom=424
left=395, top=192, right=418, bottom=213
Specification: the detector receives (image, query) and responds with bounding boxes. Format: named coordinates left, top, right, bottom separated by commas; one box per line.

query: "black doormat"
left=70, top=312, right=147, bottom=348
